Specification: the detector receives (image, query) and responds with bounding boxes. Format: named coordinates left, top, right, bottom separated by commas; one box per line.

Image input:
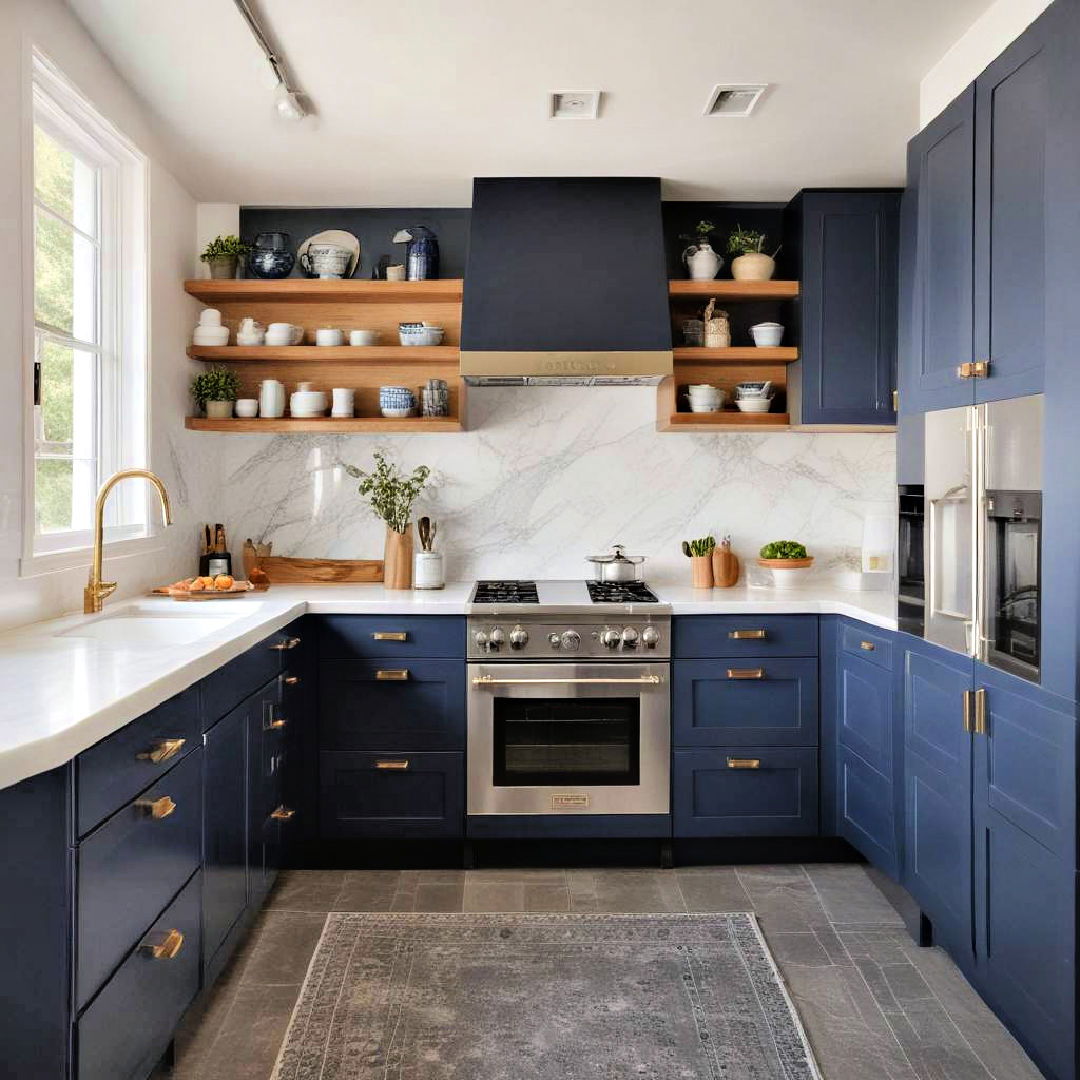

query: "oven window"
left=492, top=697, right=640, bottom=787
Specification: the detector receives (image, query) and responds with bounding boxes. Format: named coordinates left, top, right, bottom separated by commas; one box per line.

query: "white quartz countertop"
left=0, top=581, right=895, bottom=792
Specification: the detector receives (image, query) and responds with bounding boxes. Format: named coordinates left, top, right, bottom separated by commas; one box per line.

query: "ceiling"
left=68, top=0, right=992, bottom=206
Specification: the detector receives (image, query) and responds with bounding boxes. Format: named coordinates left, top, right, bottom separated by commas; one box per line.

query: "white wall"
left=0, top=0, right=211, bottom=632
left=920, top=0, right=1052, bottom=125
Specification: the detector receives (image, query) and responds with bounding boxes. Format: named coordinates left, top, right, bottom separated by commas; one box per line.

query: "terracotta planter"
left=207, top=255, right=238, bottom=280
left=690, top=555, right=714, bottom=589
left=712, top=541, right=740, bottom=588
left=383, top=527, right=414, bottom=590
left=204, top=399, right=234, bottom=419
left=731, top=252, right=776, bottom=281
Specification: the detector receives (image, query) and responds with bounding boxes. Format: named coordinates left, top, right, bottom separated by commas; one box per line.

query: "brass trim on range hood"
left=460, top=349, right=673, bottom=386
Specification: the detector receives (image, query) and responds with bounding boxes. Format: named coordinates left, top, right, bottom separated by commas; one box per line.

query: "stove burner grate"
left=586, top=581, right=659, bottom=604
left=472, top=580, right=540, bottom=604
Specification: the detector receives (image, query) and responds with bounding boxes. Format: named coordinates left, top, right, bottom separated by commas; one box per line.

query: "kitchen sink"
left=56, top=601, right=263, bottom=649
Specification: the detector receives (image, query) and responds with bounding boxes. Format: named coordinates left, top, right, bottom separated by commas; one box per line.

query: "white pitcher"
left=258, top=379, right=285, bottom=419
left=683, top=241, right=723, bottom=281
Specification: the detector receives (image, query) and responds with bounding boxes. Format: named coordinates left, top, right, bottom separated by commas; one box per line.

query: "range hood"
left=460, top=178, right=673, bottom=386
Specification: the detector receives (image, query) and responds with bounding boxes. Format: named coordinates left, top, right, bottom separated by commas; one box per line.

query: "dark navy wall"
left=662, top=202, right=785, bottom=279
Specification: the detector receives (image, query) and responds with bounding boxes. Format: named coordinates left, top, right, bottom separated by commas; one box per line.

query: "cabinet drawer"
left=320, top=659, right=466, bottom=750
left=76, top=686, right=201, bottom=837
left=674, top=659, right=818, bottom=747
left=673, top=616, right=818, bottom=659
left=673, top=747, right=819, bottom=837
left=201, top=632, right=291, bottom=723
left=320, top=750, right=464, bottom=838
left=837, top=745, right=897, bottom=875
left=77, top=871, right=200, bottom=1080
left=318, top=615, right=465, bottom=659
left=77, top=747, right=202, bottom=1009
left=837, top=652, right=894, bottom=775
left=840, top=621, right=894, bottom=671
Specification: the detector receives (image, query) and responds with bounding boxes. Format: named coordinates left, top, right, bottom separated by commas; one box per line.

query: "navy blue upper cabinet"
left=903, top=86, right=976, bottom=413
left=785, top=190, right=901, bottom=425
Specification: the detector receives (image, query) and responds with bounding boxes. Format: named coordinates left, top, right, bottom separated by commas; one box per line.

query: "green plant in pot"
left=682, top=535, right=716, bottom=588
left=679, top=220, right=723, bottom=281
left=191, top=366, right=240, bottom=419
left=200, top=234, right=249, bottom=280
left=344, top=451, right=431, bottom=590
left=726, top=224, right=781, bottom=282
left=757, top=539, right=813, bottom=589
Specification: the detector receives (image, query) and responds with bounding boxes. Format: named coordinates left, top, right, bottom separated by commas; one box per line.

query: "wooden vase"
left=711, top=541, right=740, bottom=588
left=690, top=555, right=714, bottom=589
left=383, top=527, right=414, bottom=590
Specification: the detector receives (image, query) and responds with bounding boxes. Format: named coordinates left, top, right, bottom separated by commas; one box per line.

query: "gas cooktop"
left=586, top=581, right=659, bottom=604
left=468, top=579, right=668, bottom=614
left=472, top=580, right=540, bottom=604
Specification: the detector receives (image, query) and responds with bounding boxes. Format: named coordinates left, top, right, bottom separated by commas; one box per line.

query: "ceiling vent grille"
left=704, top=84, right=769, bottom=117
left=550, top=91, right=602, bottom=120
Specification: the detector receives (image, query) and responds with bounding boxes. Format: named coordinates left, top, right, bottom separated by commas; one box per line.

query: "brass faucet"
left=84, top=469, right=174, bottom=614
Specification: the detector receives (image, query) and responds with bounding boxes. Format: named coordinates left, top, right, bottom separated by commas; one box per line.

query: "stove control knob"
left=548, top=633, right=562, bottom=650
left=621, top=626, right=639, bottom=648
left=474, top=630, right=489, bottom=651
left=600, top=628, right=621, bottom=649
left=641, top=625, right=660, bottom=649
left=560, top=630, right=581, bottom=652
left=489, top=626, right=506, bottom=651
left=509, top=625, right=529, bottom=650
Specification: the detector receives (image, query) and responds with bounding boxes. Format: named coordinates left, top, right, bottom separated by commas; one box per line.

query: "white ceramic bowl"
left=381, top=407, right=416, bottom=419
left=349, top=329, right=379, bottom=346
left=750, top=323, right=784, bottom=347
left=315, top=328, right=344, bottom=347
left=735, top=397, right=775, bottom=413
left=192, top=326, right=229, bottom=346
left=235, top=398, right=259, bottom=418
left=769, top=566, right=810, bottom=589
left=290, top=390, right=327, bottom=416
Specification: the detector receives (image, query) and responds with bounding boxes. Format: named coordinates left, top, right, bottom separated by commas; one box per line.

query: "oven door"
left=467, top=663, right=670, bottom=815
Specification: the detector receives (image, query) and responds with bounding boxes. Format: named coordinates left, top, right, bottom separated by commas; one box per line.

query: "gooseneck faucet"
left=84, top=469, right=173, bottom=613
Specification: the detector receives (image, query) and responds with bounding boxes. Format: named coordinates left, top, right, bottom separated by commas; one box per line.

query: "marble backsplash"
left=216, top=387, right=896, bottom=585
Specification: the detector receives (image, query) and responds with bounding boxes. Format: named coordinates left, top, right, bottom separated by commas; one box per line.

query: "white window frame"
left=22, top=49, right=152, bottom=576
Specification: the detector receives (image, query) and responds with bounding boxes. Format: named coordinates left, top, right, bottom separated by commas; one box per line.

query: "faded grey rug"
left=273, top=911, right=821, bottom=1080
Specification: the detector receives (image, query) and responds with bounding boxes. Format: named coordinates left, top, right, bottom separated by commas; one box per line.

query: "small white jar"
left=413, top=552, right=445, bottom=590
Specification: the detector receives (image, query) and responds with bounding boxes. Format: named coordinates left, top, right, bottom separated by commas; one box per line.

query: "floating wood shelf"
left=669, top=280, right=800, bottom=299
left=672, top=347, right=797, bottom=363
left=659, top=411, right=792, bottom=432
left=184, top=278, right=464, bottom=303
left=185, top=416, right=465, bottom=434
left=187, top=345, right=459, bottom=363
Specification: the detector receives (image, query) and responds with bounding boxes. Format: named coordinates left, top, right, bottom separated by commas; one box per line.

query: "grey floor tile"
left=675, top=866, right=754, bottom=912
left=523, top=882, right=571, bottom=911
left=390, top=877, right=465, bottom=912
left=168, top=966, right=245, bottom=1079
left=463, top=880, right=527, bottom=912
left=239, top=911, right=327, bottom=986
left=766, top=931, right=835, bottom=968
left=264, top=870, right=344, bottom=913
left=734, top=864, right=832, bottom=933
left=567, top=869, right=685, bottom=913
left=466, top=868, right=567, bottom=886
left=333, top=869, right=402, bottom=912
left=805, top=864, right=906, bottom=928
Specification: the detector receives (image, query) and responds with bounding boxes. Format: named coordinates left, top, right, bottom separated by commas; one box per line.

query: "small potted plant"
left=200, top=234, right=249, bottom=280
left=757, top=540, right=813, bottom=588
left=682, top=535, right=716, bottom=588
left=726, top=225, right=781, bottom=281
left=344, top=452, right=431, bottom=590
left=680, top=220, right=723, bottom=281
left=191, top=366, right=241, bottom=419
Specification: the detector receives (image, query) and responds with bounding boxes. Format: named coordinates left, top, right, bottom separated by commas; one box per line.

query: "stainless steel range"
left=467, top=580, right=670, bottom=819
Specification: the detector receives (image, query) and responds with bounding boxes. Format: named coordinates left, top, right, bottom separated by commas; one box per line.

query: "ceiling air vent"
left=703, top=84, right=769, bottom=117
left=550, top=91, right=602, bottom=119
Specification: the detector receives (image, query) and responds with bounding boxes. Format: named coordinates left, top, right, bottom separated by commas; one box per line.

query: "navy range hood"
left=459, top=177, right=673, bottom=385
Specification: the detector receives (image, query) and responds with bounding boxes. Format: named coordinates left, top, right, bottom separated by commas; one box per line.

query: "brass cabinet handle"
left=727, top=757, right=761, bottom=769
left=137, top=738, right=186, bottom=764
left=270, top=805, right=296, bottom=821
left=137, top=795, right=176, bottom=820
left=962, top=689, right=974, bottom=733
left=264, top=716, right=287, bottom=731
left=372, top=631, right=408, bottom=642
left=269, top=636, right=302, bottom=651
left=728, top=629, right=766, bottom=640
left=139, top=928, right=184, bottom=960
left=727, top=668, right=765, bottom=680
left=283, top=675, right=300, bottom=686
left=375, top=759, right=409, bottom=770
left=974, top=688, right=988, bottom=736
left=376, top=669, right=409, bottom=681
left=957, top=360, right=990, bottom=380
left=859, top=641, right=876, bottom=652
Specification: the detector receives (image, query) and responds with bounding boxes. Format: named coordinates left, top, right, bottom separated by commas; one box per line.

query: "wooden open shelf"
left=184, top=279, right=464, bottom=303
left=672, top=347, right=797, bottom=363
left=186, top=416, right=464, bottom=434
left=659, top=411, right=791, bottom=431
left=188, top=345, right=458, bottom=363
left=668, top=280, right=800, bottom=300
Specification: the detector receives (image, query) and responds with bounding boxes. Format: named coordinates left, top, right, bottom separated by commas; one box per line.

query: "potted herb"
left=344, top=452, right=431, bottom=590
left=757, top=539, right=813, bottom=588
left=191, top=366, right=241, bottom=419
left=726, top=225, right=781, bottom=282
left=682, top=535, right=716, bottom=588
left=679, top=220, right=723, bottom=281
left=200, top=234, right=249, bottom=280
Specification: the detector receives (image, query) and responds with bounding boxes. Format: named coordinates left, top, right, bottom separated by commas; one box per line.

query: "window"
left=27, top=52, right=148, bottom=564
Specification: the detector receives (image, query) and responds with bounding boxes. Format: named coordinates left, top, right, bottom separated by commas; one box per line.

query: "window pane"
left=35, top=210, right=97, bottom=341
left=34, top=125, right=96, bottom=235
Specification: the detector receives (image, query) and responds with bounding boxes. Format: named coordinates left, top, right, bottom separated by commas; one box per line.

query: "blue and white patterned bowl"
left=379, top=385, right=416, bottom=410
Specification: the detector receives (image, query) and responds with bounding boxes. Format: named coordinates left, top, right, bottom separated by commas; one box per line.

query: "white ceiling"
left=68, top=0, right=992, bottom=206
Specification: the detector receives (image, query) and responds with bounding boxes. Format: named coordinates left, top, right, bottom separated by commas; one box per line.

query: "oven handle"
left=471, top=675, right=663, bottom=687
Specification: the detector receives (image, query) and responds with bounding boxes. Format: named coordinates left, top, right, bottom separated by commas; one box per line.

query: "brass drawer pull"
left=376, top=669, right=409, bottom=681
left=139, top=928, right=184, bottom=960
left=727, top=668, right=765, bottom=680
left=372, top=631, right=408, bottom=642
left=727, top=757, right=761, bottom=769
left=271, top=805, right=296, bottom=821
left=729, top=629, right=766, bottom=640
left=264, top=716, right=288, bottom=731
left=137, top=738, right=186, bottom=764
left=269, top=636, right=302, bottom=651
left=375, top=759, right=409, bottom=770
left=283, top=675, right=300, bottom=686
left=859, top=641, right=876, bottom=652
left=137, top=795, right=176, bottom=820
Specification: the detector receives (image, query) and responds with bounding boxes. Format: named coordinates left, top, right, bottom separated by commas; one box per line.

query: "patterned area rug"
left=272, top=911, right=820, bottom=1079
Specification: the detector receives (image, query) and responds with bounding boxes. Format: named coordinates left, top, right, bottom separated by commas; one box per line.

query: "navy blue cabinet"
left=784, top=190, right=900, bottom=425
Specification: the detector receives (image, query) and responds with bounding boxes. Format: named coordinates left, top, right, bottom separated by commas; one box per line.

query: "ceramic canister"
left=258, top=379, right=286, bottom=418
left=413, top=552, right=445, bottom=590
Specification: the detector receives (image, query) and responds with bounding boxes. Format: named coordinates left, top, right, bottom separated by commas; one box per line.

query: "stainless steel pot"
left=586, top=544, right=646, bottom=583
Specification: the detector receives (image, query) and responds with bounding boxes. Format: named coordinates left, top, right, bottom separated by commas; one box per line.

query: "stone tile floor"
left=157, top=865, right=1045, bottom=1080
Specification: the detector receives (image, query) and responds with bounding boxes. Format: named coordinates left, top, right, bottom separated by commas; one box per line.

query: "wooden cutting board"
left=243, top=550, right=383, bottom=583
